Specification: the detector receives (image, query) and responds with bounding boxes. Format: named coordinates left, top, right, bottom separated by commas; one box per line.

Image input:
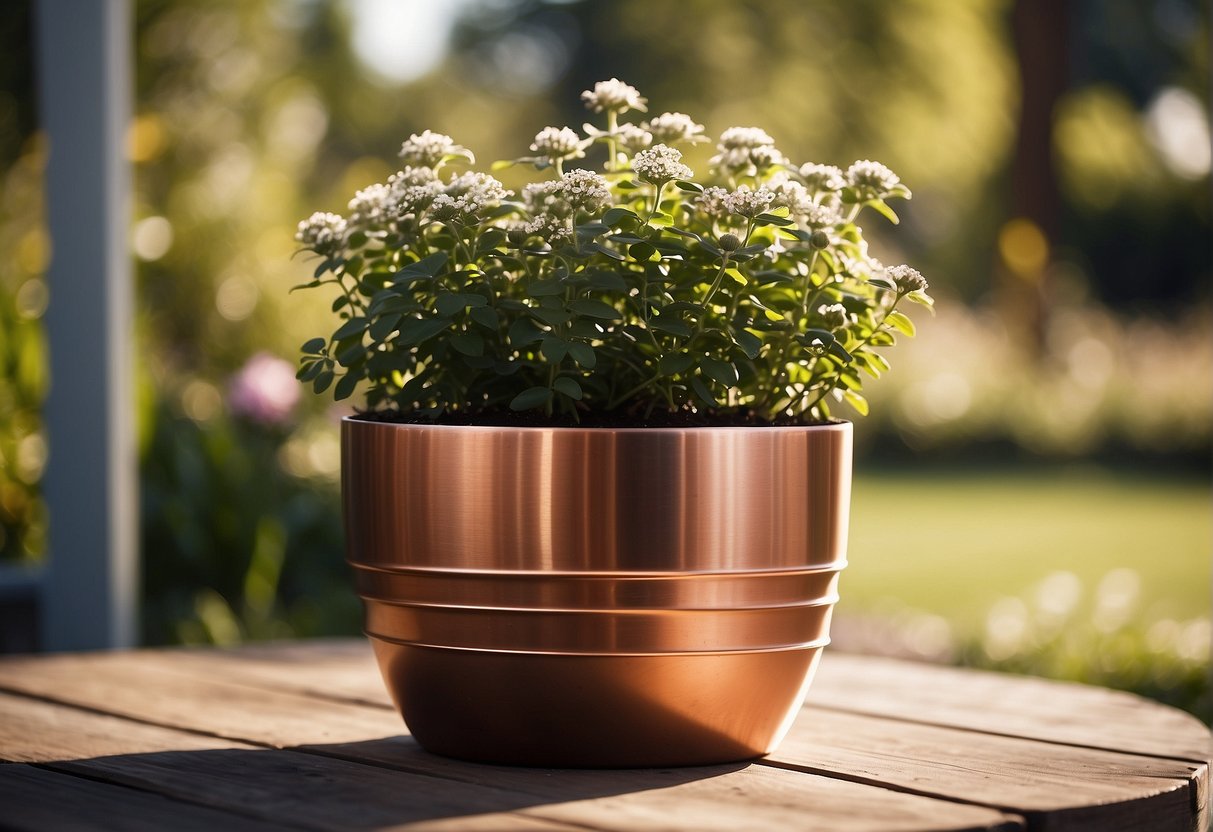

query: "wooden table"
left=0, top=640, right=1208, bottom=831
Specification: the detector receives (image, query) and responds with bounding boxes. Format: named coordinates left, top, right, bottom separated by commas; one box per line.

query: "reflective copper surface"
left=351, top=563, right=843, bottom=610
left=371, top=638, right=824, bottom=767
left=364, top=599, right=835, bottom=653
left=343, top=419, right=852, bottom=766
left=343, top=421, right=852, bottom=572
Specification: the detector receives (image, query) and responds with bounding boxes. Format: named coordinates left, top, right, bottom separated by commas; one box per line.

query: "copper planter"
left=342, top=419, right=852, bottom=767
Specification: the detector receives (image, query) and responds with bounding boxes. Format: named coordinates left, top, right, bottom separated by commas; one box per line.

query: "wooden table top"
left=0, top=639, right=1208, bottom=831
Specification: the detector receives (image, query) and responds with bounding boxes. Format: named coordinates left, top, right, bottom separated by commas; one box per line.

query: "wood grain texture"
left=0, top=688, right=1019, bottom=832
left=0, top=641, right=1208, bottom=831
left=812, top=652, right=1212, bottom=763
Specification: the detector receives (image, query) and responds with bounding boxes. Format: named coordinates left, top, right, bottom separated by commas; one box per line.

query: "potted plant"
left=293, top=79, right=931, bottom=767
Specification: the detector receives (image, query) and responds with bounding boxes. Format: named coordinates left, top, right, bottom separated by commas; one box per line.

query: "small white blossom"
left=581, top=78, right=647, bottom=114
left=616, top=123, right=654, bottom=153
left=347, top=183, right=394, bottom=228
left=801, top=202, right=842, bottom=230
left=559, top=169, right=611, bottom=213
left=530, top=126, right=586, bottom=165
left=846, top=159, right=901, bottom=199
left=398, top=130, right=473, bottom=168
left=388, top=166, right=442, bottom=217
left=523, top=179, right=568, bottom=217
left=886, top=264, right=928, bottom=294
left=428, top=171, right=511, bottom=221
left=523, top=213, right=573, bottom=246
left=695, top=186, right=730, bottom=218
left=767, top=173, right=814, bottom=216
left=295, top=211, right=347, bottom=251
left=711, top=126, right=781, bottom=174
left=632, top=143, right=693, bottom=184
left=723, top=186, right=776, bottom=218
left=642, top=112, right=706, bottom=145
left=798, top=163, right=845, bottom=194
left=817, top=303, right=849, bottom=330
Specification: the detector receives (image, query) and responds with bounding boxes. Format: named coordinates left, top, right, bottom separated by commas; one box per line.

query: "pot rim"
left=346, top=560, right=849, bottom=579
left=341, top=414, right=851, bottom=435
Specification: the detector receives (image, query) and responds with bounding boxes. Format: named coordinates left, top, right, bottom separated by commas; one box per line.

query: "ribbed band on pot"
left=350, top=562, right=844, bottom=610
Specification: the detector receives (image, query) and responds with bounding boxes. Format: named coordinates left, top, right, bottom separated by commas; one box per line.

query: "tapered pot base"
left=370, top=638, right=824, bottom=768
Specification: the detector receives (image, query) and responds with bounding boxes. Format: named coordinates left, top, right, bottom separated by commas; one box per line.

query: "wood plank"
left=811, top=653, right=1213, bottom=763
left=771, top=708, right=1206, bottom=832
left=0, top=766, right=297, bottom=832
left=0, top=651, right=402, bottom=748
left=0, top=689, right=1021, bottom=832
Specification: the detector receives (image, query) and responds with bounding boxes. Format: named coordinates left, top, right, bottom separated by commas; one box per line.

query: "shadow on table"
left=45, top=736, right=751, bottom=828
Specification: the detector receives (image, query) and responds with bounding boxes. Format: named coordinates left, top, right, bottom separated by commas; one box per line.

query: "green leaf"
left=658, top=353, right=694, bottom=374
left=552, top=376, right=583, bottom=401
left=843, top=389, right=870, bottom=416
left=469, top=306, right=496, bottom=330
left=701, top=357, right=739, bottom=387
left=567, top=298, right=622, bottom=320
left=369, top=314, right=401, bottom=342
left=867, top=276, right=897, bottom=291
left=566, top=341, right=596, bottom=369
left=397, top=316, right=450, bottom=346
left=313, top=370, right=334, bottom=395
left=301, top=337, right=327, bottom=355
left=725, top=267, right=748, bottom=286
left=586, top=271, right=629, bottom=291
left=628, top=242, right=658, bottom=262
left=733, top=329, right=762, bottom=359
left=753, top=212, right=795, bottom=227
left=532, top=307, right=573, bottom=326
left=332, top=317, right=368, bottom=340
left=691, top=375, right=717, bottom=406
left=330, top=295, right=349, bottom=313
left=450, top=332, right=485, bottom=356
left=541, top=337, right=568, bottom=363
left=907, top=290, right=934, bottom=308
left=508, top=317, right=545, bottom=346
left=866, top=199, right=900, bottom=224
left=434, top=293, right=464, bottom=316
left=827, top=340, right=854, bottom=363
left=649, top=317, right=693, bottom=338
left=297, top=360, right=321, bottom=382
left=885, top=310, right=916, bottom=337
left=674, top=180, right=704, bottom=193
left=333, top=372, right=359, bottom=401
left=313, top=259, right=336, bottom=279
left=527, top=277, right=566, bottom=297
left=509, top=386, right=553, bottom=411
left=402, top=251, right=450, bottom=277
left=602, top=207, right=640, bottom=226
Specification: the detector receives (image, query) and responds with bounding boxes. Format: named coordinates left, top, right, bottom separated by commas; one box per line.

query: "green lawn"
left=843, top=465, right=1212, bottom=633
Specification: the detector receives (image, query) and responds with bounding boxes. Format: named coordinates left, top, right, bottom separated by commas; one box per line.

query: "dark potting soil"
left=352, top=407, right=831, bottom=429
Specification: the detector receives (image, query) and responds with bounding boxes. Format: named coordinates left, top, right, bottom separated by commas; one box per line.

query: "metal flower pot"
left=342, top=418, right=851, bottom=767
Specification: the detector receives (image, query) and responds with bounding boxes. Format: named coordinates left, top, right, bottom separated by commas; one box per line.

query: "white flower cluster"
left=723, top=185, right=776, bottom=218
left=886, top=264, right=928, bottom=294
left=429, top=171, right=511, bottom=220
left=347, top=183, right=395, bottom=228
left=558, top=169, right=611, bottom=213
left=581, top=78, right=647, bottom=114
left=520, top=169, right=611, bottom=244
left=632, top=143, right=693, bottom=184
left=695, top=186, right=730, bottom=219
left=388, top=166, right=442, bottom=218
left=398, top=130, right=473, bottom=169
left=801, top=202, right=842, bottom=230
left=530, top=126, right=586, bottom=164
left=817, top=302, right=849, bottom=330
left=642, top=112, right=706, bottom=145
left=766, top=173, right=814, bottom=216
left=295, top=211, right=347, bottom=251
left=798, top=163, right=845, bottom=194
left=616, top=123, right=653, bottom=153
left=710, top=126, right=784, bottom=174
left=846, top=160, right=901, bottom=199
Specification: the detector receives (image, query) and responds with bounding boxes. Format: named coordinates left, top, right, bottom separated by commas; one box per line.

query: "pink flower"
left=228, top=353, right=300, bottom=427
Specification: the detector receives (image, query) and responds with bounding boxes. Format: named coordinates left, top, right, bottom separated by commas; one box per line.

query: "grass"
left=844, top=464, right=1211, bottom=632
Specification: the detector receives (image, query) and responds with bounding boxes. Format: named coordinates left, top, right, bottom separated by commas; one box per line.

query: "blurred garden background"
left=0, top=0, right=1209, bottom=719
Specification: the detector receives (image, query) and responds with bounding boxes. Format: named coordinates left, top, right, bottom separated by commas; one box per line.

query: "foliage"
left=293, top=81, right=930, bottom=422
left=140, top=395, right=358, bottom=645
